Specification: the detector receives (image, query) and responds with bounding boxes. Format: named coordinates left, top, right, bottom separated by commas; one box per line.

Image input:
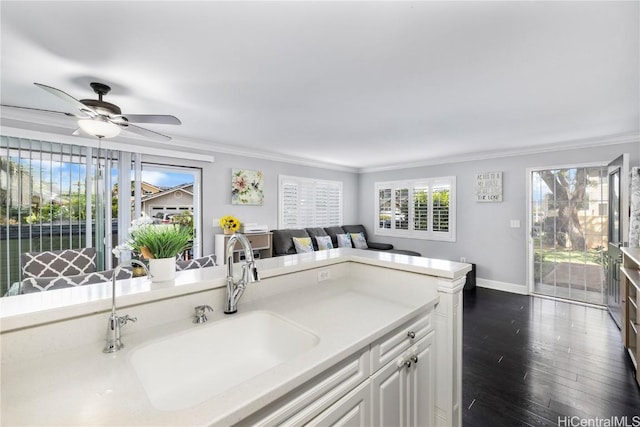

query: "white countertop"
left=1, top=249, right=470, bottom=426
left=622, top=246, right=640, bottom=266
left=0, top=248, right=470, bottom=332
left=2, top=273, right=439, bottom=426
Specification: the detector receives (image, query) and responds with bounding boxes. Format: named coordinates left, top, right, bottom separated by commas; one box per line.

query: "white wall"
left=358, top=141, right=640, bottom=294
left=200, top=153, right=358, bottom=257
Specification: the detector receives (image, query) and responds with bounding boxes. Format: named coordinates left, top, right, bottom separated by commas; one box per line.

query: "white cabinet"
left=238, top=310, right=434, bottom=427
left=214, top=232, right=272, bottom=264
left=371, top=332, right=435, bottom=427
left=621, top=247, right=640, bottom=387
left=241, top=349, right=370, bottom=426
left=306, top=381, right=371, bottom=427
left=370, top=310, right=432, bottom=372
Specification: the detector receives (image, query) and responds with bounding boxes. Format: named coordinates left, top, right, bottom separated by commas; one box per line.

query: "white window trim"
left=278, top=175, right=343, bottom=229
left=374, top=176, right=456, bottom=242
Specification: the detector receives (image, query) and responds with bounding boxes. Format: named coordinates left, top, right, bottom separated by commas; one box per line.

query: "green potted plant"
left=114, top=215, right=192, bottom=282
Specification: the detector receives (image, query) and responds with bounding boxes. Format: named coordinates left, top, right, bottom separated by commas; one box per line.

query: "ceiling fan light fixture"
left=77, top=117, right=121, bottom=138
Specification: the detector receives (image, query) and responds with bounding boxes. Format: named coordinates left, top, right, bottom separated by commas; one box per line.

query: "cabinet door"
left=241, top=349, right=370, bottom=426
left=371, top=350, right=411, bottom=426
left=408, top=333, right=435, bottom=427
left=371, top=332, right=435, bottom=427
left=306, top=380, right=371, bottom=427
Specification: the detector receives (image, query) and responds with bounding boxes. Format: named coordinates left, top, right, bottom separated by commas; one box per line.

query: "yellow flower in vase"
left=220, top=215, right=240, bottom=234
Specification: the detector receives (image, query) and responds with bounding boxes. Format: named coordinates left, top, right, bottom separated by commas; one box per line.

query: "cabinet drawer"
left=370, top=310, right=433, bottom=371
left=306, top=380, right=371, bottom=427
left=240, top=348, right=370, bottom=426
left=231, top=233, right=271, bottom=250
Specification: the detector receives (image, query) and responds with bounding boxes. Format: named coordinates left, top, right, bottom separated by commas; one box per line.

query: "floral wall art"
left=231, top=169, right=264, bottom=205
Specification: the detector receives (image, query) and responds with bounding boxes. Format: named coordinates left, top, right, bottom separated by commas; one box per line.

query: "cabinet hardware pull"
left=411, top=356, right=418, bottom=364
left=407, top=331, right=416, bottom=339
left=405, top=360, right=412, bottom=368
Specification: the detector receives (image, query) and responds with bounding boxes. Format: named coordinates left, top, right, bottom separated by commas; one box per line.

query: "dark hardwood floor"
left=462, top=288, right=640, bottom=426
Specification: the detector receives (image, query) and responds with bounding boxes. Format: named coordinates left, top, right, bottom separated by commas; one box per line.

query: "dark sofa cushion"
left=387, top=248, right=422, bottom=256
left=271, top=224, right=422, bottom=258
left=341, top=224, right=369, bottom=241
left=305, top=227, right=329, bottom=251
left=343, top=225, right=395, bottom=251
left=323, top=226, right=345, bottom=247
left=271, top=229, right=310, bottom=256
left=367, top=241, right=394, bottom=251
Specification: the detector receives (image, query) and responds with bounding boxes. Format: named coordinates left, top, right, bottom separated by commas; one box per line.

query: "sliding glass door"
left=1, top=136, right=202, bottom=296
left=529, top=165, right=608, bottom=305
left=1, top=136, right=117, bottom=293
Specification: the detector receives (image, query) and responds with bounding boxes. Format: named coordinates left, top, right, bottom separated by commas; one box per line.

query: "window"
left=374, top=177, right=456, bottom=242
left=1, top=136, right=116, bottom=294
left=1, top=136, right=203, bottom=296
left=279, top=175, right=343, bottom=229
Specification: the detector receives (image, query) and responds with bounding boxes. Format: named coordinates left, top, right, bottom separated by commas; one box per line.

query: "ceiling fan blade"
left=119, top=114, right=181, bottom=125
left=34, top=83, right=97, bottom=117
left=0, top=103, right=85, bottom=118
left=119, top=123, right=172, bottom=141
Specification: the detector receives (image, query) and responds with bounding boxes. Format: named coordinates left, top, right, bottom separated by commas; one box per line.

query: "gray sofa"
left=271, top=224, right=421, bottom=257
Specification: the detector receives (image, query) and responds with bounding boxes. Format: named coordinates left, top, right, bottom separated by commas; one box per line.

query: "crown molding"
left=0, top=112, right=357, bottom=173
left=2, top=108, right=637, bottom=175
left=358, top=132, right=640, bottom=173
left=1, top=125, right=215, bottom=163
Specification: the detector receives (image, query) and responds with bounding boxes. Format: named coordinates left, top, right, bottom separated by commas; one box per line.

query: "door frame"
left=526, top=161, right=608, bottom=296
left=605, top=153, right=630, bottom=327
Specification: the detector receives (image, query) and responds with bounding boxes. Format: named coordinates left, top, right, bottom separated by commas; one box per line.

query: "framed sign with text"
left=475, top=171, right=503, bottom=202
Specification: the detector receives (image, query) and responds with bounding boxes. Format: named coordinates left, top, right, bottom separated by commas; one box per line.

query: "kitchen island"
left=1, top=248, right=470, bottom=426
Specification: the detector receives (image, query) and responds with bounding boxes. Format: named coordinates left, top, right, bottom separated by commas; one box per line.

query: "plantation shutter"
left=395, top=188, right=409, bottom=230
left=279, top=176, right=343, bottom=228
left=413, top=185, right=429, bottom=231
left=432, top=183, right=450, bottom=232
left=374, top=177, right=456, bottom=242
left=280, top=180, right=299, bottom=228
left=378, top=188, right=392, bottom=229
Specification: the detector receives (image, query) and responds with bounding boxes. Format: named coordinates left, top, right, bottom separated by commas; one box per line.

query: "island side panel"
left=435, top=276, right=465, bottom=427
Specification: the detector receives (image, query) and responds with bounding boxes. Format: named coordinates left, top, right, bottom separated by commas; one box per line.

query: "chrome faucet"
left=224, top=233, right=260, bottom=314
left=103, top=259, right=149, bottom=353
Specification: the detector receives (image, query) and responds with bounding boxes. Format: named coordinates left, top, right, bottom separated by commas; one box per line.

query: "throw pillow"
left=292, top=237, right=314, bottom=253
left=350, top=232, right=368, bottom=249
left=336, top=233, right=352, bottom=248
left=316, top=235, right=333, bottom=250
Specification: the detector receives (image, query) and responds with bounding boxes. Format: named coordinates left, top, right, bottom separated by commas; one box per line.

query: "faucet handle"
left=194, top=305, right=213, bottom=324
left=119, top=314, right=137, bottom=326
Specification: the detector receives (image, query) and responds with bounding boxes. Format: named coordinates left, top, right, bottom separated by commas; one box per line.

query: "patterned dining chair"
left=175, top=254, right=217, bottom=271
left=20, top=267, right=134, bottom=293
left=21, top=247, right=97, bottom=279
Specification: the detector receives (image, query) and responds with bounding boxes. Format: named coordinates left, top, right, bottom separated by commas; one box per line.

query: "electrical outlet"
left=460, top=257, right=466, bottom=263
left=213, top=218, right=220, bottom=227
left=317, top=269, right=331, bottom=282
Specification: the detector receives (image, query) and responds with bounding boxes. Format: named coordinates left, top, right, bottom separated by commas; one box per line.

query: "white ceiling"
left=1, top=1, right=638, bottom=171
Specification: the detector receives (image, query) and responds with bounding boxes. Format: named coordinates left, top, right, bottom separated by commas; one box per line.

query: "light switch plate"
left=510, top=219, right=521, bottom=228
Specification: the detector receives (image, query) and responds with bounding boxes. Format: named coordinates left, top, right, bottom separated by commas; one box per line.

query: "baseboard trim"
left=476, top=278, right=529, bottom=295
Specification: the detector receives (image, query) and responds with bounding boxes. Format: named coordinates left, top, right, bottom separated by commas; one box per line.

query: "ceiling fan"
left=3, top=82, right=181, bottom=141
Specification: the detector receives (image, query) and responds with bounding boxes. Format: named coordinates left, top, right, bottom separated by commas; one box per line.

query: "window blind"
left=1, top=136, right=117, bottom=294
left=374, top=177, right=456, bottom=242
left=279, top=175, right=343, bottom=229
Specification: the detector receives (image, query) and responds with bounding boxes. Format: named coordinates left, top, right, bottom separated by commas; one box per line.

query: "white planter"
left=148, top=257, right=176, bottom=283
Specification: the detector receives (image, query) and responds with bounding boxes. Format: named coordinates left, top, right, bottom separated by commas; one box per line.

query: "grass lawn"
left=534, top=248, right=603, bottom=265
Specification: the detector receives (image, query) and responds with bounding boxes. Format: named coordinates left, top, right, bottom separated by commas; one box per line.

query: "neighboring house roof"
left=141, top=181, right=163, bottom=194
left=141, top=183, right=193, bottom=203
left=113, top=181, right=163, bottom=196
